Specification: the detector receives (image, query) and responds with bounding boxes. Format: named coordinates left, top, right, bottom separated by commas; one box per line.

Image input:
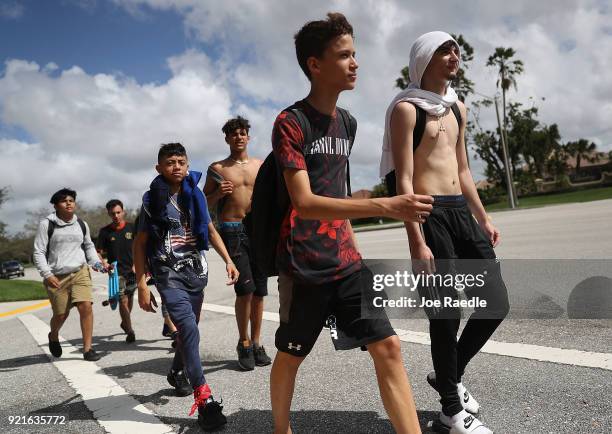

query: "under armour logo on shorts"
left=326, top=315, right=338, bottom=340
left=287, top=342, right=302, bottom=351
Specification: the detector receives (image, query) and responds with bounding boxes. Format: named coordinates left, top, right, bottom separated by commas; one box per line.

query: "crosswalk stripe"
left=19, top=314, right=175, bottom=434
left=202, top=302, right=612, bottom=371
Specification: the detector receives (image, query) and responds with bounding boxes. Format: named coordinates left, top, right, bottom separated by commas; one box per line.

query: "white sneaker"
left=427, top=372, right=481, bottom=414
left=438, top=410, right=493, bottom=434
left=457, top=382, right=480, bottom=414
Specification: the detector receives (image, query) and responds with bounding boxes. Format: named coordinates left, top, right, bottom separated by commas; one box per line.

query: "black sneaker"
left=236, top=342, right=255, bottom=371
left=198, top=398, right=227, bottom=431
left=48, top=333, right=62, bottom=358
left=83, top=349, right=101, bottom=361
left=162, top=323, right=171, bottom=337
left=167, top=369, right=191, bottom=397
left=253, top=344, right=272, bottom=366
left=126, top=331, right=136, bottom=343
left=170, top=331, right=179, bottom=349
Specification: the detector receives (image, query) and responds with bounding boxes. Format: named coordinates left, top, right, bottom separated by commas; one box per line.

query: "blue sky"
left=0, top=1, right=186, bottom=84
left=1, top=0, right=611, bottom=234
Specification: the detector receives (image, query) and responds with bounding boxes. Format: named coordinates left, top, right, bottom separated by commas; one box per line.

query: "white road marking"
left=19, top=314, right=175, bottom=434
left=202, top=302, right=612, bottom=371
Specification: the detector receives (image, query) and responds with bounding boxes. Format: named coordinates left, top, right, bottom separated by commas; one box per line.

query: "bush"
left=477, top=186, right=504, bottom=205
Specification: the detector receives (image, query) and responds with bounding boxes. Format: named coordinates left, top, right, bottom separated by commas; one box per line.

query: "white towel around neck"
left=380, top=31, right=460, bottom=177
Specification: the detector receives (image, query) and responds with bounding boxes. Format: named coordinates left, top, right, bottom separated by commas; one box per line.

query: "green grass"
left=485, top=186, right=612, bottom=212
left=0, top=279, right=47, bottom=302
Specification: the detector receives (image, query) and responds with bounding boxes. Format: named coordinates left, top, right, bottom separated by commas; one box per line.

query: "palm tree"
left=486, top=47, right=524, bottom=129
left=566, top=139, right=599, bottom=175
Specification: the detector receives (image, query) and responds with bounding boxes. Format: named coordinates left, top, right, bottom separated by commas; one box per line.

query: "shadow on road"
left=0, top=353, right=49, bottom=372
left=65, top=334, right=175, bottom=354
left=31, top=394, right=441, bottom=433
left=100, top=357, right=243, bottom=381
left=202, top=358, right=244, bottom=374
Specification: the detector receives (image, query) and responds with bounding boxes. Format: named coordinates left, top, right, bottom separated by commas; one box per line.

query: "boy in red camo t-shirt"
left=269, top=12, right=434, bottom=434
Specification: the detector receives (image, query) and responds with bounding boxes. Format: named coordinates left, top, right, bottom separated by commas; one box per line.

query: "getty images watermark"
left=372, top=269, right=488, bottom=309
left=361, top=259, right=612, bottom=320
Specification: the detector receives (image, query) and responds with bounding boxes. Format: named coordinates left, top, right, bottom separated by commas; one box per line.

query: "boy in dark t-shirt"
left=269, top=13, right=434, bottom=434
left=134, top=143, right=239, bottom=431
left=97, top=199, right=137, bottom=342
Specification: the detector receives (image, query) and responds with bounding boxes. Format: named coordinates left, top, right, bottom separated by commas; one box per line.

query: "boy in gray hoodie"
left=33, top=188, right=106, bottom=361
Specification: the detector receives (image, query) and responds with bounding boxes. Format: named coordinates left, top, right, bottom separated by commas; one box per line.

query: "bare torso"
left=412, top=109, right=462, bottom=196
left=208, top=158, right=262, bottom=222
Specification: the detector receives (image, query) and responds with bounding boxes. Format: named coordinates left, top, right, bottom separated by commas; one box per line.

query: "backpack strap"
left=385, top=102, right=424, bottom=197
left=413, top=103, right=462, bottom=150
left=45, top=218, right=87, bottom=261
left=450, top=103, right=462, bottom=131
left=289, top=108, right=313, bottom=147
left=76, top=218, right=87, bottom=238
left=412, top=104, right=427, bottom=151
left=337, top=107, right=356, bottom=197
left=46, top=220, right=56, bottom=260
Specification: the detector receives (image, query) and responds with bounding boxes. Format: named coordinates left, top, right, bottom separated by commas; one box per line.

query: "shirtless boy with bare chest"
left=381, top=32, right=510, bottom=434
left=204, top=116, right=271, bottom=371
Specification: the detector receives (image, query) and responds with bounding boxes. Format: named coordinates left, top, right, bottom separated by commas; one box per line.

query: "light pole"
left=473, top=91, right=518, bottom=209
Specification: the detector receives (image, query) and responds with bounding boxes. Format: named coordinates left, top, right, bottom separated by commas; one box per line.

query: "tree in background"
left=1, top=203, right=138, bottom=263
left=370, top=181, right=389, bottom=198
left=0, top=186, right=8, bottom=240
left=565, top=139, right=599, bottom=176
left=486, top=47, right=524, bottom=129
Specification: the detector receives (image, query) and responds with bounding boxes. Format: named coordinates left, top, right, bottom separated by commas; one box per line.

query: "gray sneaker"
left=236, top=342, right=255, bottom=371
left=254, top=344, right=272, bottom=366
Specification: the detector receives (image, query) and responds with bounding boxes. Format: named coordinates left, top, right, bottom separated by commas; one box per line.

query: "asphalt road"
left=1, top=199, right=611, bottom=433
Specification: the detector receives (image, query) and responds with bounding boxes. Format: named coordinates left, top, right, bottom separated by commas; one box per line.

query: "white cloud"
left=2, top=0, right=612, bottom=233
left=0, top=53, right=236, bottom=233
left=0, top=1, right=24, bottom=19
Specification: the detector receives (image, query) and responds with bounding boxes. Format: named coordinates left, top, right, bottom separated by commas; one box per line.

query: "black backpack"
left=384, top=103, right=462, bottom=196
left=250, top=105, right=357, bottom=277
left=46, top=218, right=87, bottom=260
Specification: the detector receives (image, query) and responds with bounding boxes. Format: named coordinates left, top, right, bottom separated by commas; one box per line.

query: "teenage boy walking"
left=97, top=199, right=137, bottom=343
left=134, top=143, right=238, bottom=431
left=33, top=188, right=106, bottom=361
left=268, top=13, right=433, bottom=434
left=381, top=31, right=510, bottom=434
left=204, top=116, right=271, bottom=371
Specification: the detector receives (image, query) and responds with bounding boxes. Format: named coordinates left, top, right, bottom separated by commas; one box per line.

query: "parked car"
left=0, top=260, right=25, bottom=279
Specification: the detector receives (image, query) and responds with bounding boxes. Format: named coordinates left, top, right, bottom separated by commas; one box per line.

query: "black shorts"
left=418, top=195, right=510, bottom=319
left=220, top=222, right=268, bottom=297
left=275, top=265, right=396, bottom=357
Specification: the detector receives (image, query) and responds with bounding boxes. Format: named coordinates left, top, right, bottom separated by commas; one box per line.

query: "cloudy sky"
left=1, top=0, right=611, bottom=234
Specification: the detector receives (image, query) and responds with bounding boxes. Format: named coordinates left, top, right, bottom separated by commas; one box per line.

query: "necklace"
left=169, top=195, right=182, bottom=213
left=230, top=157, right=249, bottom=165
left=436, top=109, right=448, bottom=132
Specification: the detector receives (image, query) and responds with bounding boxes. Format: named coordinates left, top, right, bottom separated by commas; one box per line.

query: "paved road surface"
left=1, top=199, right=611, bottom=433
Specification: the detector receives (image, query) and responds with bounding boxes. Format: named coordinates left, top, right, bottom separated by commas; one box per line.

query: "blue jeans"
left=158, top=287, right=205, bottom=389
